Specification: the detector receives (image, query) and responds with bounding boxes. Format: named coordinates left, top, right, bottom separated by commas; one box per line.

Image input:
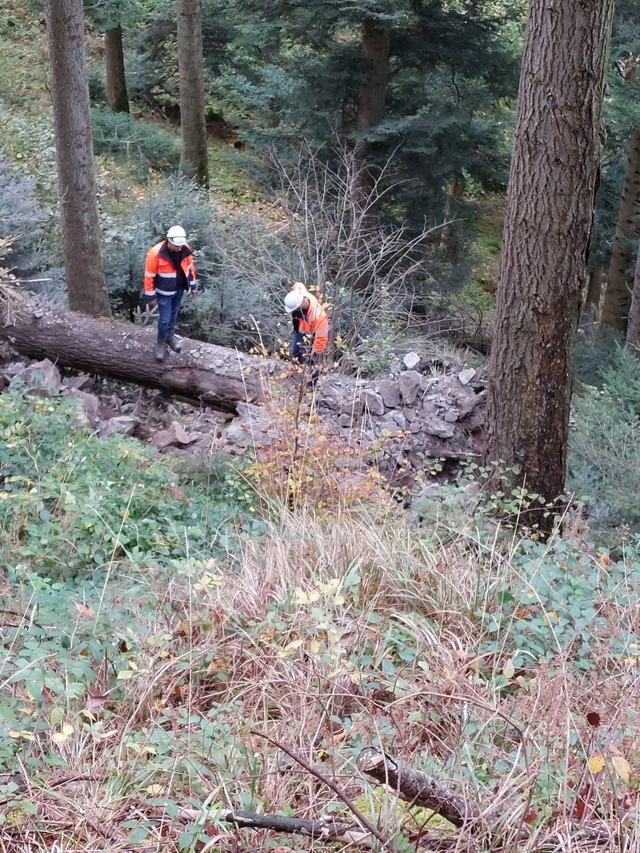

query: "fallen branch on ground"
left=177, top=806, right=374, bottom=846
left=357, top=747, right=481, bottom=829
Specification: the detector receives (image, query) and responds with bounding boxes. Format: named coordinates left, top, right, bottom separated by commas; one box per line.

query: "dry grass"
left=2, top=503, right=639, bottom=852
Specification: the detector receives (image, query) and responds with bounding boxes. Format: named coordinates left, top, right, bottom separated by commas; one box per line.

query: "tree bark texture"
left=355, top=20, right=390, bottom=138
left=105, top=25, right=130, bottom=113
left=177, top=0, right=209, bottom=186
left=625, top=246, right=640, bottom=357
left=602, top=128, right=640, bottom=332
left=483, top=0, right=614, bottom=524
left=1, top=297, right=267, bottom=410
left=347, top=19, right=390, bottom=290
left=45, top=0, right=112, bottom=318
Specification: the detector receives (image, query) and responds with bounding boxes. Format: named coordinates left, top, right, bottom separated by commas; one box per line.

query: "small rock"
left=423, top=415, right=456, bottom=439
left=403, top=352, right=421, bottom=371
left=360, top=389, right=385, bottom=416
left=458, top=368, right=476, bottom=386
left=378, top=379, right=400, bottom=408
left=99, top=416, right=140, bottom=438
left=62, top=374, right=95, bottom=392
left=398, top=370, right=421, bottom=405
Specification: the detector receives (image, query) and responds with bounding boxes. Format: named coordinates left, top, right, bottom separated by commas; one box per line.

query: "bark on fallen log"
left=0, top=288, right=276, bottom=410
left=357, top=747, right=481, bottom=829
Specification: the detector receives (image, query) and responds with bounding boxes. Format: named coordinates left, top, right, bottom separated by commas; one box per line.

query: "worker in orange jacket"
left=284, top=282, right=329, bottom=381
left=143, top=225, right=198, bottom=362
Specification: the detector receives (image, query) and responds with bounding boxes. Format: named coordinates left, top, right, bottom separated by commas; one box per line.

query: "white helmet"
left=284, top=290, right=304, bottom=312
left=166, top=225, right=187, bottom=246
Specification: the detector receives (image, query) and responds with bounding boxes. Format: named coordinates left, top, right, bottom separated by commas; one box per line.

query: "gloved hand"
left=143, top=293, right=157, bottom=308
left=133, top=302, right=159, bottom=326
left=188, top=280, right=198, bottom=298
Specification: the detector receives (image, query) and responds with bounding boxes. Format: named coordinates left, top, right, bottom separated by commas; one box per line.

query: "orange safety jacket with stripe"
left=292, top=283, right=329, bottom=354
left=144, top=240, right=197, bottom=298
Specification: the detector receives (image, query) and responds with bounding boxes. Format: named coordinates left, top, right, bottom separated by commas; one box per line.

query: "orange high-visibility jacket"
left=292, top=283, right=330, bottom=354
left=144, top=240, right=197, bottom=297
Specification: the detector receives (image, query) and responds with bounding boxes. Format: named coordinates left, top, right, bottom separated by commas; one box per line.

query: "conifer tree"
left=219, top=0, right=523, bottom=228
left=483, top=0, right=614, bottom=532
left=177, top=0, right=209, bottom=186
left=45, top=0, right=111, bottom=317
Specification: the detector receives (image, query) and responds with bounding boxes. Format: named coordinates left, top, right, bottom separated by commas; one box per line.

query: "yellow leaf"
left=8, top=730, right=21, bottom=739
left=294, top=588, right=309, bottom=604
left=612, top=755, right=631, bottom=783
left=61, top=723, right=74, bottom=736
left=146, top=784, right=165, bottom=796
left=589, top=754, right=605, bottom=774
left=117, top=670, right=135, bottom=680
left=502, top=658, right=515, bottom=680
left=52, top=732, right=69, bottom=744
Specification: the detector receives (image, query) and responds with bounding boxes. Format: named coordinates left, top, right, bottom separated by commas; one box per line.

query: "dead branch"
left=357, top=747, right=481, bottom=830
left=251, top=730, right=397, bottom=853
left=177, top=806, right=374, bottom=847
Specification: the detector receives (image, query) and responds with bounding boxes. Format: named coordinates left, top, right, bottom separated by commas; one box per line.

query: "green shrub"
left=0, top=387, right=255, bottom=578
left=91, top=107, right=180, bottom=172
left=477, top=537, right=640, bottom=669
left=0, top=148, right=52, bottom=273
left=568, top=346, right=640, bottom=538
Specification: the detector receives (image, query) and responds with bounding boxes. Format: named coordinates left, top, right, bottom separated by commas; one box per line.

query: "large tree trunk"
left=45, top=0, right=112, bottom=318
left=1, top=297, right=266, bottom=409
left=105, top=25, right=130, bottom=113
left=625, top=245, right=640, bottom=358
left=177, top=0, right=209, bottom=186
left=601, top=129, right=640, bottom=332
left=345, top=19, right=390, bottom=291
left=483, top=0, right=614, bottom=532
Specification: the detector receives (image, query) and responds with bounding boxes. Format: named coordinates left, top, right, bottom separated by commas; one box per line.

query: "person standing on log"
left=284, top=282, right=329, bottom=383
left=143, top=225, right=198, bottom=362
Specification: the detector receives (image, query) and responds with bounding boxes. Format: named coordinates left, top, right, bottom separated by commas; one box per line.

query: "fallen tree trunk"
left=0, top=289, right=274, bottom=410
left=357, top=747, right=481, bottom=829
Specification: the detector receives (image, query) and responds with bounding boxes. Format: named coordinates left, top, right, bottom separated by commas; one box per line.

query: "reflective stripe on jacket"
left=144, top=240, right=197, bottom=297
left=292, top=284, right=329, bottom=354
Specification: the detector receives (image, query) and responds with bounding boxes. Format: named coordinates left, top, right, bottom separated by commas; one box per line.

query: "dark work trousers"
left=290, top=331, right=307, bottom=363
left=156, top=290, right=185, bottom=342
left=291, top=332, right=321, bottom=385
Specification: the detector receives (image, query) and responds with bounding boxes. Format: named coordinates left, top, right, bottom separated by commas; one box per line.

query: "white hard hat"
left=166, top=225, right=187, bottom=246
left=284, top=290, right=304, bottom=312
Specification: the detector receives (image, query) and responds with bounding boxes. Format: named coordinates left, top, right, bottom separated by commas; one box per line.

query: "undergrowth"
left=1, top=391, right=640, bottom=852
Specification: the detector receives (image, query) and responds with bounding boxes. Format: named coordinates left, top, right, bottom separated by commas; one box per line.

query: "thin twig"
left=250, top=730, right=397, bottom=853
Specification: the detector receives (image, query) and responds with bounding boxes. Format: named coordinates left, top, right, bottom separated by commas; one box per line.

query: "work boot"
left=154, top=342, right=166, bottom=362
left=166, top=333, right=182, bottom=353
